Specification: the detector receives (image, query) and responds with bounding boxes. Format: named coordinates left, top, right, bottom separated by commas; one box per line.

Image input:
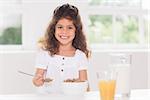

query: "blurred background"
left=0, top=0, right=149, bottom=94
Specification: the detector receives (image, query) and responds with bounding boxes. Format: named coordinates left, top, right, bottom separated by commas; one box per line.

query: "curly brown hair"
left=40, top=4, right=90, bottom=58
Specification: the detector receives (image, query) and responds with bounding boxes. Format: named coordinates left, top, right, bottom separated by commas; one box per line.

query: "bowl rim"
left=62, top=81, right=88, bottom=84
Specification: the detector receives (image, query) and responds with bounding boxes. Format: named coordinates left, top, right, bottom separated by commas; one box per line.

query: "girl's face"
left=55, top=18, right=76, bottom=46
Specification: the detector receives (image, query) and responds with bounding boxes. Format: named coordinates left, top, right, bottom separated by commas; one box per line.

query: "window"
left=87, top=0, right=149, bottom=50
left=88, top=15, right=113, bottom=44
left=0, top=0, right=22, bottom=46
left=0, top=14, right=22, bottom=44
left=88, top=0, right=141, bottom=7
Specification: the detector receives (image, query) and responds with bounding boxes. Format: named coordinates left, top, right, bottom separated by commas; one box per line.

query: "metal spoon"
left=18, top=70, right=53, bottom=82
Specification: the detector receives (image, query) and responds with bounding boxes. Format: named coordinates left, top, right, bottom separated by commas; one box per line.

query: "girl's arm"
left=32, top=68, right=45, bottom=87
left=79, top=70, right=90, bottom=91
left=79, top=70, right=87, bottom=81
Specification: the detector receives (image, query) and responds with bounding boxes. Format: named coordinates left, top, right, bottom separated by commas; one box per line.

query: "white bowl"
left=61, top=81, right=88, bottom=95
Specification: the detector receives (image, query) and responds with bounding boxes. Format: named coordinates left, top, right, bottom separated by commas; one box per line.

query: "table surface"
left=0, top=89, right=150, bottom=100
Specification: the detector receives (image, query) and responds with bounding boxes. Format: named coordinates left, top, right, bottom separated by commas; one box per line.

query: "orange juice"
left=98, top=80, right=116, bottom=100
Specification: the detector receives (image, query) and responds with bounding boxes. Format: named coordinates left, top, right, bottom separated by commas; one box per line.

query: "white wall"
left=0, top=51, right=36, bottom=94
left=148, top=51, right=150, bottom=88
left=0, top=51, right=148, bottom=94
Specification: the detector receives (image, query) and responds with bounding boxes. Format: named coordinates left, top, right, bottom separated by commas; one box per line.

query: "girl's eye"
left=68, top=27, right=73, bottom=29
left=57, top=26, right=63, bottom=29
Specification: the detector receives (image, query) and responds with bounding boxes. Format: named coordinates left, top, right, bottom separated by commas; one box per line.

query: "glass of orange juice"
left=97, top=70, right=117, bottom=100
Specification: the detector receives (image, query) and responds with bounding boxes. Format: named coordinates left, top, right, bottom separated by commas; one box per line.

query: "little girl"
left=32, top=3, right=90, bottom=93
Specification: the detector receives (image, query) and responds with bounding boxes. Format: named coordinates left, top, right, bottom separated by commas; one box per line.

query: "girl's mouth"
left=60, top=36, right=68, bottom=39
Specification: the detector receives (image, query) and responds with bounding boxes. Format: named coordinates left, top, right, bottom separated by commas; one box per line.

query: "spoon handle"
left=18, top=70, right=34, bottom=77
left=18, top=70, right=53, bottom=82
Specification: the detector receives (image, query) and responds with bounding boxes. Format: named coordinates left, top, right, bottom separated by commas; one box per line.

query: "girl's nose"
left=62, top=27, right=68, bottom=34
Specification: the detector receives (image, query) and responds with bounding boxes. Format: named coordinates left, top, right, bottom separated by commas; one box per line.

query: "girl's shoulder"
left=36, top=48, right=52, bottom=58
left=75, top=49, right=86, bottom=58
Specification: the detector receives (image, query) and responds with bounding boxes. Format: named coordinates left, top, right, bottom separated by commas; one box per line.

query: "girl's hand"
left=32, top=74, right=44, bottom=87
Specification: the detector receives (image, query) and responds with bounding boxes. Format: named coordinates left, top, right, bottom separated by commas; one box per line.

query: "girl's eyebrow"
left=67, top=25, right=74, bottom=27
left=56, top=24, right=62, bottom=26
left=56, top=24, right=74, bottom=27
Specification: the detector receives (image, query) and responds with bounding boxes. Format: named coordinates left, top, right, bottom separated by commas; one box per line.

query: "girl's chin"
left=59, top=40, right=72, bottom=45
left=59, top=42, right=71, bottom=46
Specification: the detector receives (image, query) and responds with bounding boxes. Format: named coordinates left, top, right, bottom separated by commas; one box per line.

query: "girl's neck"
left=58, top=45, right=76, bottom=57
left=59, top=44, right=74, bottom=51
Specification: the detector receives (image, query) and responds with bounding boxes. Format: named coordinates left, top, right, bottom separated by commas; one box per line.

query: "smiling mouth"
left=60, top=36, right=68, bottom=39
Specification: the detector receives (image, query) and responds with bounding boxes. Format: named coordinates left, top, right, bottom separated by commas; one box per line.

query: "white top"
left=35, top=49, right=88, bottom=93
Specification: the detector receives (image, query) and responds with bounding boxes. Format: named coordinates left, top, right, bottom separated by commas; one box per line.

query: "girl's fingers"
left=33, top=75, right=45, bottom=86
left=35, top=74, right=43, bottom=80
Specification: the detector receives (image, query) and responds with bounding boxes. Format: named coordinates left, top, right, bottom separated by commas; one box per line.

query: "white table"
left=0, top=89, right=150, bottom=100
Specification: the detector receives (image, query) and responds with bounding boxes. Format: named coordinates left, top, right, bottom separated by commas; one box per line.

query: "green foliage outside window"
left=88, top=15, right=141, bottom=45
left=88, top=15, right=113, bottom=44
left=89, top=0, right=101, bottom=5
left=116, top=16, right=139, bottom=43
left=88, top=0, right=141, bottom=7
left=144, top=18, right=149, bottom=44
left=0, top=26, right=22, bottom=44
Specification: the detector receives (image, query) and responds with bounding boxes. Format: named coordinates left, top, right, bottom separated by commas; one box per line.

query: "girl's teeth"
left=60, top=36, right=68, bottom=39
